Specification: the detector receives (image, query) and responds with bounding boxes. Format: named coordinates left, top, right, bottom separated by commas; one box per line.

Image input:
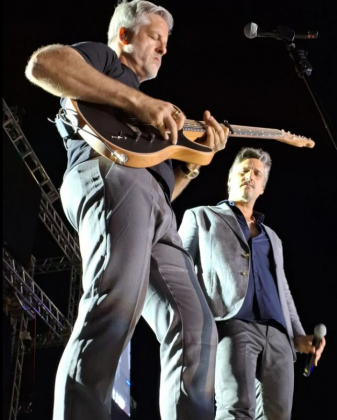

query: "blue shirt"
left=219, top=200, right=286, bottom=330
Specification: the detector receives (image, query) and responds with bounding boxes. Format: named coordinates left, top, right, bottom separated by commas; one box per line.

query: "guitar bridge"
left=111, top=131, right=127, bottom=140
left=125, top=123, right=142, bottom=141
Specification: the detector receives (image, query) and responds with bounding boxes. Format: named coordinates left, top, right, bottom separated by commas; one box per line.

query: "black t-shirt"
left=62, top=42, right=174, bottom=198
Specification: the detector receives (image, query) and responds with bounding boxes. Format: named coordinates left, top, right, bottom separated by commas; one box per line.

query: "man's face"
left=228, top=158, right=266, bottom=203
left=125, top=14, right=168, bottom=82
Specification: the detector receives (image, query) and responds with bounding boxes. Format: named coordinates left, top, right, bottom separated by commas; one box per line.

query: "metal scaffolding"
left=3, top=99, right=81, bottom=262
left=3, top=248, right=72, bottom=337
left=3, top=98, right=83, bottom=420
left=2, top=99, right=59, bottom=204
left=8, top=312, right=30, bottom=420
left=3, top=99, right=82, bottom=324
left=33, top=256, right=74, bottom=275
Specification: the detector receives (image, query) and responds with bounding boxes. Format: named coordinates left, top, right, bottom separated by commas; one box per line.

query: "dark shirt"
left=62, top=42, right=174, bottom=198
left=219, top=200, right=286, bottom=330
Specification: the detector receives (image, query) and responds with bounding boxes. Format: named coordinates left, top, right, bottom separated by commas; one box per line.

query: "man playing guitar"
left=25, top=1, right=228, bottom=420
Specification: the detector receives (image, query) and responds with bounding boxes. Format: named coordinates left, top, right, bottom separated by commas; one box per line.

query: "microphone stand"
left=277, top=26, right=337, bottom=151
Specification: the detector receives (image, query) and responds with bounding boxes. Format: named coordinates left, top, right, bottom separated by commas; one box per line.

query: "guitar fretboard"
left=128, top=117, right=314, bottom=147
left=229, top=125, right=283, bottom=138
left=183, top=120, right=283, bottom=139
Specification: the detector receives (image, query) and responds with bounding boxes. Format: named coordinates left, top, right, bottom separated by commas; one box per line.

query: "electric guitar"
left=68, top=99, right=315, bottom=168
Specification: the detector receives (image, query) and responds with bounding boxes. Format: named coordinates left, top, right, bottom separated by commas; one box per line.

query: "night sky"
left=3, top=0, right=337, bottom=419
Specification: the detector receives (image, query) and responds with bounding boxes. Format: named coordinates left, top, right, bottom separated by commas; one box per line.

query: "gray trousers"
left=55, top=157, right=218, bottom=420
left=215, top=320, right=294, bottom=420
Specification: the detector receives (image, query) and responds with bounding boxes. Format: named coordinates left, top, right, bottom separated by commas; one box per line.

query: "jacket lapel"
left=208, top=203, right=247, bottom=244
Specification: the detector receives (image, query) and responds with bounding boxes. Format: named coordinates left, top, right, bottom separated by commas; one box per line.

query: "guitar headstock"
left=279, top=130, right=315, bottom=148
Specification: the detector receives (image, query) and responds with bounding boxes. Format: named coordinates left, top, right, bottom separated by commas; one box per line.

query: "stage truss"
left=3, top=99, right=82, bottom=420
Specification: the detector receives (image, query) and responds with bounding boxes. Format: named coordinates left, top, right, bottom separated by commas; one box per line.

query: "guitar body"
left=72, top=100, right=214, bottom=168
left=69, top=99, right=314, bottom=168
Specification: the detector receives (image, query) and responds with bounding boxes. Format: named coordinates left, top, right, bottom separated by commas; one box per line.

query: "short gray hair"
left=228, top=147, right=272, bottom=188
left=108, top=0, right=173, bottom=47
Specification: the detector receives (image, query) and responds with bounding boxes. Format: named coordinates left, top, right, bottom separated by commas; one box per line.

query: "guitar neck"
left=183, top=119, right=315, bottom=148
left=184, top=120, right=284, bottom=138
left=229, top=125, right=283, bottom=138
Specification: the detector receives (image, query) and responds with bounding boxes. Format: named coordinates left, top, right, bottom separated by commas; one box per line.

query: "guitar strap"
left=52, top=107, right=128, bottom=166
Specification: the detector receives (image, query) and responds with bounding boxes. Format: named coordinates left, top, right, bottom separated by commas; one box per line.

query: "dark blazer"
left=178, top=202, right=305, bottom=359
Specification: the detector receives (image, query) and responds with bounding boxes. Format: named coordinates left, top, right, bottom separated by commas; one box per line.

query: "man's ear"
left=119, top=27, right=129, bottom=45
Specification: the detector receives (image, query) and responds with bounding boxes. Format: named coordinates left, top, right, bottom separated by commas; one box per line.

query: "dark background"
left=3, top=0, right=337, bottom=419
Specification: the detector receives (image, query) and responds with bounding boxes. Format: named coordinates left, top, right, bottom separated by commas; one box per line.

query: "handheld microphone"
left=303, top=324, right=327, bottom=377
left=244, top=22, right=318, bottom=42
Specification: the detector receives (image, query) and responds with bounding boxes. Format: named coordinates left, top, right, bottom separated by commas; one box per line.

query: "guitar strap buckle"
left=54, top=113, right=75, bottom=140
left=51, top=108, right=83, bottom=149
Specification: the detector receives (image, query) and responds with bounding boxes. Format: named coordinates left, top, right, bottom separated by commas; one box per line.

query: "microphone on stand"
left=303, top=324, right=327, bottom=377
left=243, top=22, right=318, bottom=42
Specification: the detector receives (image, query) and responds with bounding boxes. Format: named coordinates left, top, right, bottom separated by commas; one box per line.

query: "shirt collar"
left=217, top=199, right=265, bottom=223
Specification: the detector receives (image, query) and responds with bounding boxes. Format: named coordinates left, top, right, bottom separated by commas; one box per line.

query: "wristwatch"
left=180, top=163, right=200, bottom=179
